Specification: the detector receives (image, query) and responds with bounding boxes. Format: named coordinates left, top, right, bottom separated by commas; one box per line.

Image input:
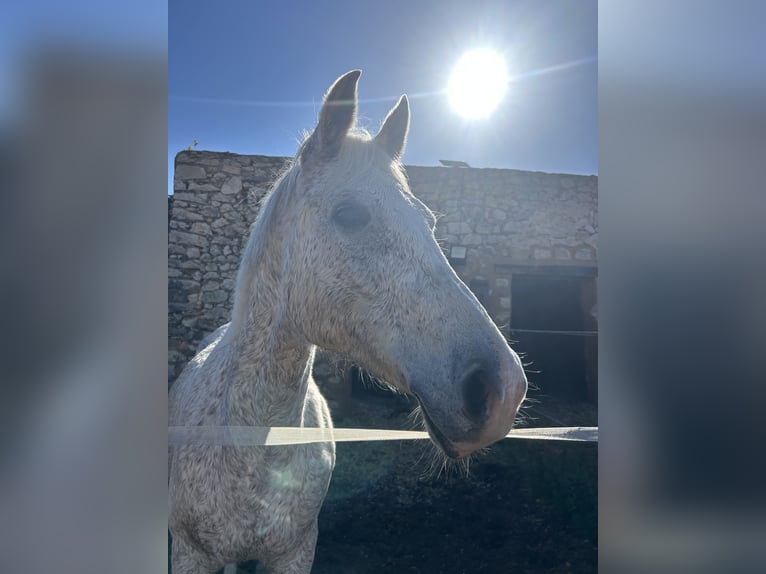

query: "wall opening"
left=510, top=273, right=595, bottom=403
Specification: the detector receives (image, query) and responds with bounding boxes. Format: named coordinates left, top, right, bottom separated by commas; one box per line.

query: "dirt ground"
left=230, top=390, right=597, bottom=574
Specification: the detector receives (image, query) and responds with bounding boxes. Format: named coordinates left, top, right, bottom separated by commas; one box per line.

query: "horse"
left=168, top=70, right=528, bottom=574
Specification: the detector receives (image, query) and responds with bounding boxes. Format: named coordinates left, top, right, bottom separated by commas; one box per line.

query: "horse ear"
left=301, top=70, right=361, bottom=161
left=374, top=95, right=409, bottom=160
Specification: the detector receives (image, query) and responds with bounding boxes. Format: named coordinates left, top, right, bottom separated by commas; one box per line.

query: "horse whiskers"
left=514, top=391, right=540, bottom=423
left=406, top=403, right=478, bottom=480
left=406, top=405, right=444, bottom=479
left=407, top=402, right=425, bottom=429
left=349, top=365, right=403, bottom=396
left=370, top=376, right=400, bottom=395
left=514, top=406, right=534, bottom=427
left=422, top=445, right=475, bottom=481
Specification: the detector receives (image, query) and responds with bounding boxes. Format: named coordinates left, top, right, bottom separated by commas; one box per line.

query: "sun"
left=447, top=49, right=509, bottom=119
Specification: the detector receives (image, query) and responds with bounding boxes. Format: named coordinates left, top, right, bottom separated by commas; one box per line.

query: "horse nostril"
left=460, top=366, right=494, bottom=424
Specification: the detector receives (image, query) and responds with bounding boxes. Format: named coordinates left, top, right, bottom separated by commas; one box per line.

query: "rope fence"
left=168, top=425, right=598, bottom=446
left=509, top=328, right=598, bottom=337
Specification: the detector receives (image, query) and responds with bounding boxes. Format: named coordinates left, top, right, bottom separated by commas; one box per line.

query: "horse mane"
left=226, top=162, right=300, bottom=340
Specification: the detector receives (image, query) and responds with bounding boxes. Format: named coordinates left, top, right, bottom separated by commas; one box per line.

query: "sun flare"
left=447, top=49, right=509, bottom=119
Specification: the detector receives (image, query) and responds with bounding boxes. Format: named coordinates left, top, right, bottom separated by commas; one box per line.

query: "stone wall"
left=168, top=150, right=597, bottom=383
left=405, top=165, right=598, bottom=329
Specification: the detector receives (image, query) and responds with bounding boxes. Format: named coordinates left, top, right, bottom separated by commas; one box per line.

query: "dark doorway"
left=510, top=274, right=589, bottom=401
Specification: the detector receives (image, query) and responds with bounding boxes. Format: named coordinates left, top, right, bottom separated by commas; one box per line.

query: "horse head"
left=275, top=71, right=528, bottom=459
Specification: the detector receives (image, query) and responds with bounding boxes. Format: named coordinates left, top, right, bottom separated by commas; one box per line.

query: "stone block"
left=202, top=290, right=228, bottom=304
left=554, top=247, right=572, bottom=260
left=175, top=164, right=206, bottom=179
left=169, top=230, right=209, bottom=249
left=173, top=207, right=204, bottom=222
left=509, top=246, right=531, bottom=260
left=475, top=223, right=492, bottom=234
left=502, top=221, right=517, bottom=232
left=169, top=278, right=200, bottom=292
left=172, top=192, right=207, bottom=204
left=191, top=222, right=212, bottom=236
left=188, top=182, right=220, bottom=192
left=209, top=307, right=230, bottom=321
left=447, top=221, right=472, bottom=235
left=221, top=176, right=242, bottom=195
left=222, top=162, right=242, bottom=175
left=168, top=302, right=189, bottom=313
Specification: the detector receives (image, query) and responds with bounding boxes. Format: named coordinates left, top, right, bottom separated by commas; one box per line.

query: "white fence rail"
left=168, top=425, right=598, bottom=446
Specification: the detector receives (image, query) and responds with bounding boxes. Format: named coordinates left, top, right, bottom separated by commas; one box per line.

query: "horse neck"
left=224, top=206, right=315, bottom=428
left=226, top=335, right=315, bottom=428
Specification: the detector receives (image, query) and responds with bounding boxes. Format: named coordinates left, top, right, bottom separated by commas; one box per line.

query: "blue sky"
left=170, top=0, right=597, bottom=194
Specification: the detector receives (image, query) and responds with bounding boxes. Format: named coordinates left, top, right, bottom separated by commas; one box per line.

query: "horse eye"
left=332, top=201, right=371, bottom=231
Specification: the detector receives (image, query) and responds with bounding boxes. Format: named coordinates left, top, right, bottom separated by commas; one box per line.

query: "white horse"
left=168, top=70, right=527, bottom=573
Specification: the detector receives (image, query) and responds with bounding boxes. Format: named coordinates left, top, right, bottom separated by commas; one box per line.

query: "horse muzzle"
left=410, top=344, right=528, bottom=459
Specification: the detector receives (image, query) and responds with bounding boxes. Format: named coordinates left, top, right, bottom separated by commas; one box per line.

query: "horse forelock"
left=298, top=127, right=408, bottom=185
